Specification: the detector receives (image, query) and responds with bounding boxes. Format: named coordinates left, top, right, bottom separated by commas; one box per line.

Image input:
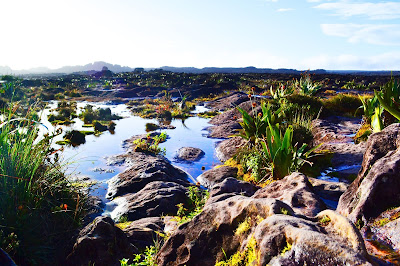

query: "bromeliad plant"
left=356, top=95, right=383, bottom=134
left=270, top=83, right=294, bottom=100
left=236, top=101, right=282, bottom=145
left=375, top=77, right=400, bottom=121
left=261, top=122, right=320, bottom=180
left=293, top=73, right=322, bottom=96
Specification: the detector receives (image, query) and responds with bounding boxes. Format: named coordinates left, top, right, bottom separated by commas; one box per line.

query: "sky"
left=0, top=0, right=399, bottom=70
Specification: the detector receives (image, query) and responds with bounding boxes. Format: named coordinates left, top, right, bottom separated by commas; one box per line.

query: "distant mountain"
left=0, top=62, right=398, bottom=76
left=159, top=66, right=303, bottom=74
left=0, top=61, right=135, bottom=75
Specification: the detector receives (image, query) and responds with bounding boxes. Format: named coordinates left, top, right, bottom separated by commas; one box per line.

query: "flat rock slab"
left=205, top=92, right=248, bottom=111
left=175, top=147, right=205, bottom=162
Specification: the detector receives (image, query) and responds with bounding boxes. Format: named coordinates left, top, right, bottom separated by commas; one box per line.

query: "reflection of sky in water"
left=39, top=101, right=222, bottom=203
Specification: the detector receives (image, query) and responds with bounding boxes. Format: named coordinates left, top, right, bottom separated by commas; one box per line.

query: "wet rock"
left=253, top=172, right=326, bottom=217
left=312, top=116, right=366, bottom=172
left=215, top=137, right=246, bottom=162
left=106, top=152, right=190, bottom=199
left=122, top=217, right=164, bottom=250
left=196, top=166, right=238, bottom=189
left=207, top=121, right=241, bottom=139
left=157, top=195, right=294, bottom=265
left=109, top=181, right=188, bottom=221
left=175, top=147, right=205, bottom=162
left=66, top=216, right=135, bottom=266
left=337, top=147, right=400, bottom=225
left=308, top=177, right=349, bottom=209
left=205, top=92, right=248, bottom=111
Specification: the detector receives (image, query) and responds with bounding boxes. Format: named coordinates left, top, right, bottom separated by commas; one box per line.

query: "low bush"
left=322, top=94, right=362, bottom=117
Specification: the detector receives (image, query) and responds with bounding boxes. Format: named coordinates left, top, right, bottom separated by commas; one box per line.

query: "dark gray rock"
left=122, top=217, right=164, bottom=250
left=106, top=152, right=190, bottom=199
left=110, top=181, right=188, bottom=222
left=196, top=166, right=237, bottom=189
left=66, top=216, right=135, bottom=266
left=175, top=147, right=205, bottom=162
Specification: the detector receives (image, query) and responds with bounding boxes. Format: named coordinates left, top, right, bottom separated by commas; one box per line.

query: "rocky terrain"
left=61, top=92, right=400, bottom=265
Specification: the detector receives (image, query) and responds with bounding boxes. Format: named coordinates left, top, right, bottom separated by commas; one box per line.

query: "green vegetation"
left=0, top=96, right=87, bottom=264
left=318, top=215, right=331, bottom=226
left=79, top=105, right=122, bottom=124
left=234, top=92, right=320, bottom=183
left=375, top=76, right=400, bottom=121
left=216, top=237, right=259, bottom=266
left=280, top=240, right=292, bottom=256
left=293, top=73, right=322, bottom=96
left=47, top=100, right=78, bottom=125
left=120, top=245, right=158, bottom=266
left=322, top=94, right=362, bottom=117
left=175, top=186, right=209, bottom=224
left=133, top=132, right=167, bottom=155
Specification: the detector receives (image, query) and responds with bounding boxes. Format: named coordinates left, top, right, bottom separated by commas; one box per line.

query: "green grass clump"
left=322, top=94, right=362, bottom=117
left=0, top=103, right=87, bottom=265
left=175, top=186, right=209, bottom=224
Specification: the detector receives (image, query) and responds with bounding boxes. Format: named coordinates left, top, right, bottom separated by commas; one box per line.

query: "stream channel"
left=40, top=101, right=224, bottom=214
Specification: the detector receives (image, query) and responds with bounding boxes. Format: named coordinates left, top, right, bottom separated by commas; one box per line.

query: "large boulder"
left=196, top=166, right=238, bottom=189
left=109, top=181, right=188, bottom=221
left=357, top=123, right=400, bottom=179
left=215, top=137, right=246, bottom=162
left=257, top=211, right=369, bottom=266
left=157, top=195, right=370, bottom=266
left=106, top=152, right=190, bottom=199
left=337, top=124, right=400, bottom=225
left=337, top=147, right=400, bottom=224
left=175, top=147, right=205, bottom=163
left=66, top=216, right=135, bottom=266
left=253, top=172, right=326, bottom=217
left=157, top=195, right=294, bottom=265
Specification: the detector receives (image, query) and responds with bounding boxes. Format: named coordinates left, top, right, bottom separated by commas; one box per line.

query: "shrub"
left=322, top=94, right=362, bottom=117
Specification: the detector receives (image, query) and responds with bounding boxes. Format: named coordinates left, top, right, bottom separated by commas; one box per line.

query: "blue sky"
left=1, top=0, right=399, bottom=70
